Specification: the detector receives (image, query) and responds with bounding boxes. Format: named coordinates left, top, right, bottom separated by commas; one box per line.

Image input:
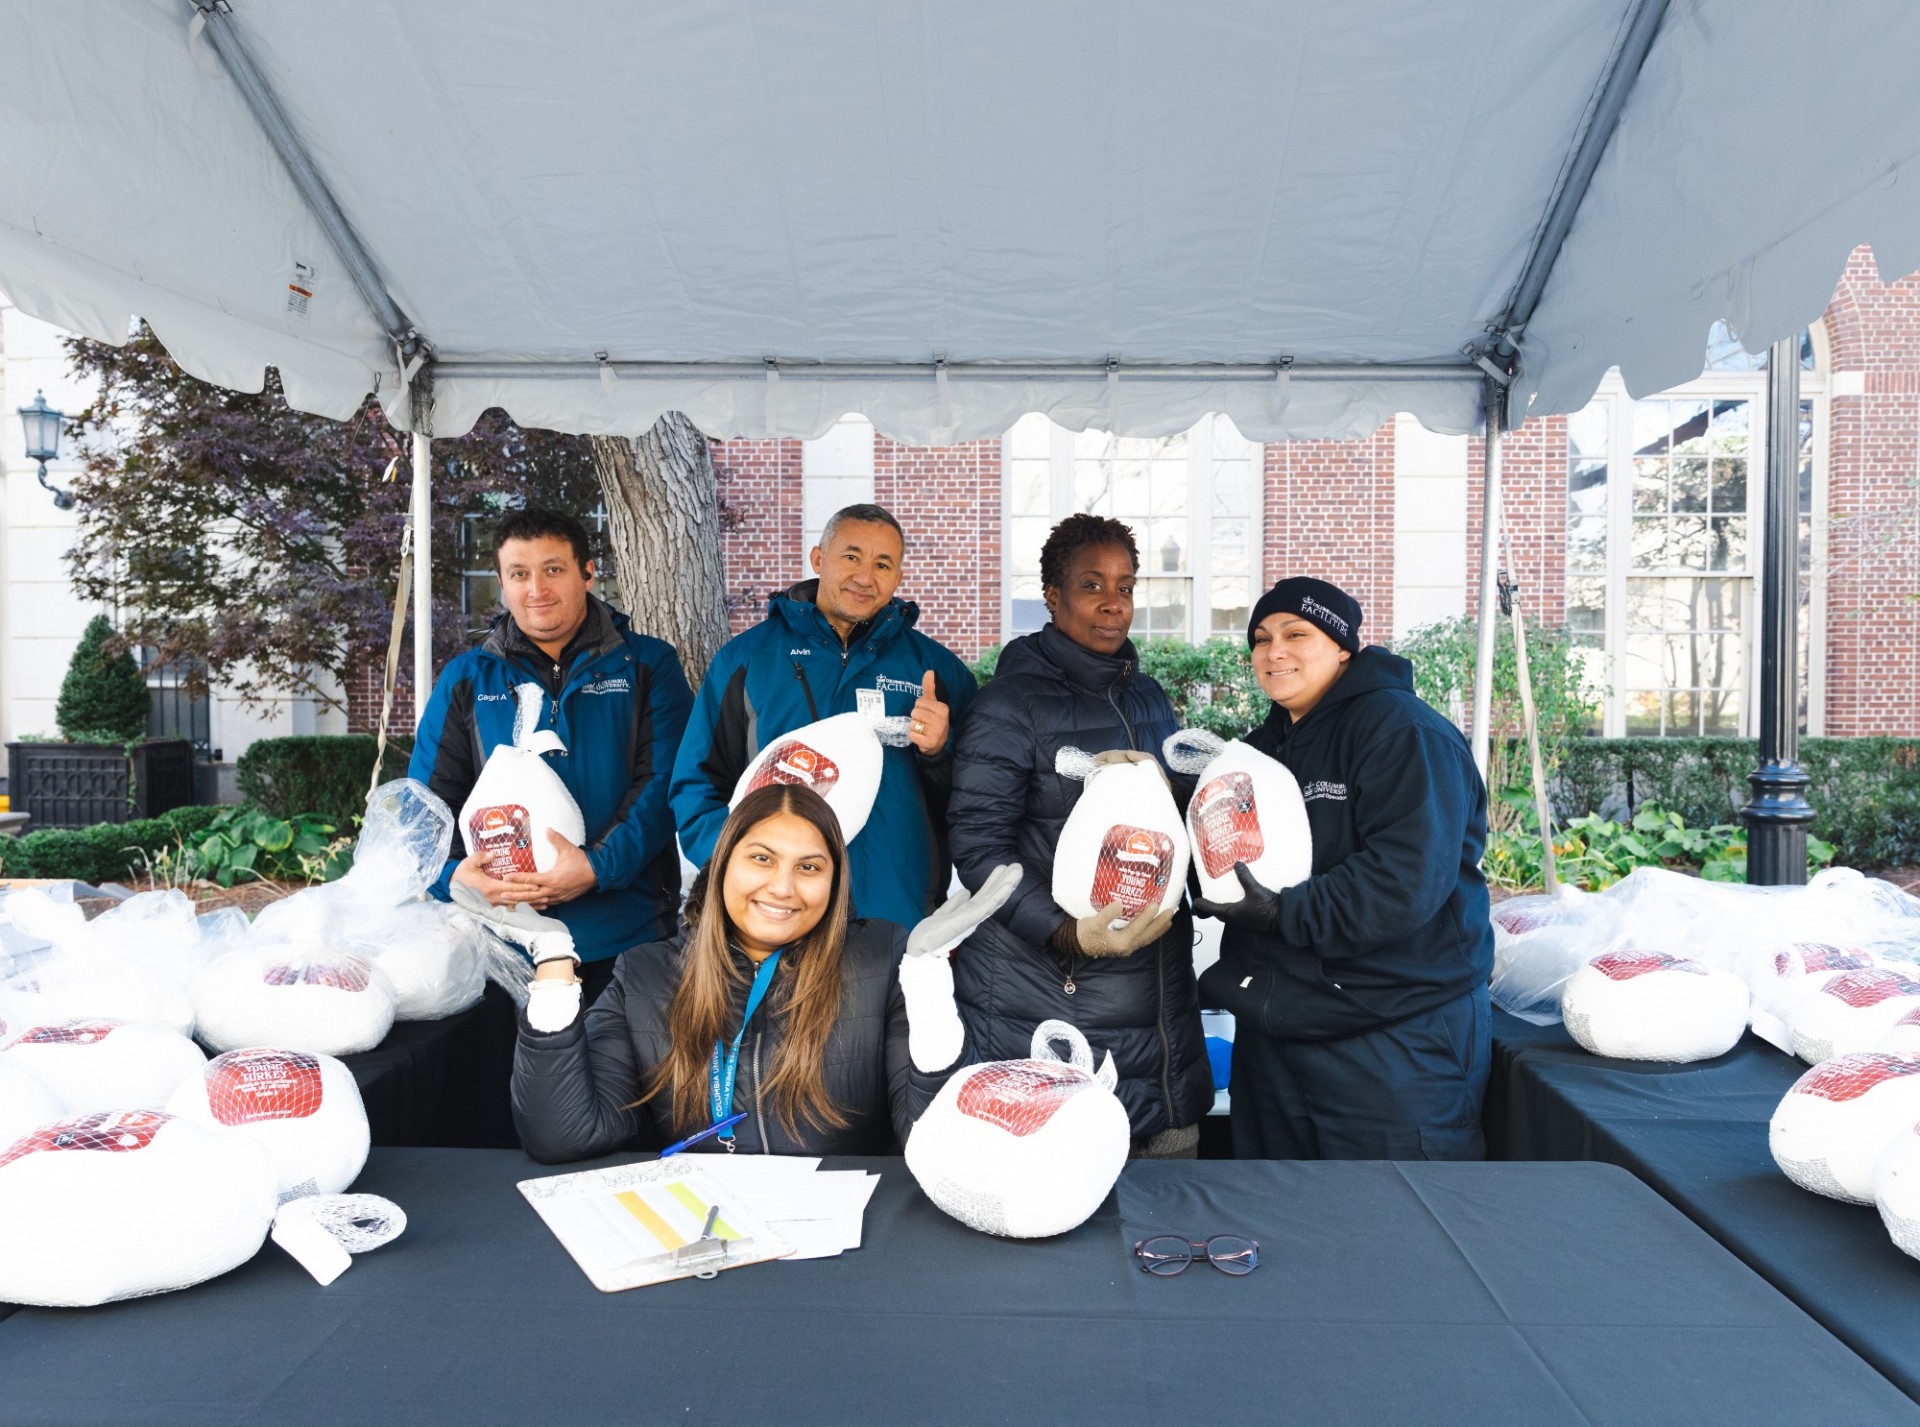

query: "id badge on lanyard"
left=708, top=949, right=783, bottom=1150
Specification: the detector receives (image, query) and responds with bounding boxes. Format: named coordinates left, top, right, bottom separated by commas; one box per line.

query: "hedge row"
left=1552, top=737, right=1920, bottom=868
left=0, top=805, right=225, bottom=885
left=236, top=734, right=412, bottom=827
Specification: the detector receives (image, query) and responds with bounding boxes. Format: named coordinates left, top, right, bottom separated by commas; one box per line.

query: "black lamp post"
left=17, top=390, right=74, bottom=510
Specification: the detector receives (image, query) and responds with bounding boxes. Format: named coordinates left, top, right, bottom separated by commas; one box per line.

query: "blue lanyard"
left=708, top=949, right=783, bottom=1145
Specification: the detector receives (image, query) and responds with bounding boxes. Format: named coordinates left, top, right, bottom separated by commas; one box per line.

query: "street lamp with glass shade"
left=18, top=389, right=74, bottom=509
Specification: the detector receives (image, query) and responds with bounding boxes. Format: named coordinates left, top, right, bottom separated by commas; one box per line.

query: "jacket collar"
left=769, top=578, right=919, bottom=650
left=1000, top=621, right=1139, bottom=690
left=482, top=593, right=625, bottom=670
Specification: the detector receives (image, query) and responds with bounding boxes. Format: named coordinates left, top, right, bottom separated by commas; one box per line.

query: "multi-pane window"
left=1003, top=413, right=1261, bottom=642
left=1563, top=325, right=1823, bottom=737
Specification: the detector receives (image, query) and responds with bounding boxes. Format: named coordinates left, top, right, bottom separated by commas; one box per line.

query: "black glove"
left=1190, top=863, right=1284, bottom=936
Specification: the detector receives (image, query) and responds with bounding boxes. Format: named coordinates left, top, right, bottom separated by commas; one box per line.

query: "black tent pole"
left=1743, top=337, right=1814, bottom=884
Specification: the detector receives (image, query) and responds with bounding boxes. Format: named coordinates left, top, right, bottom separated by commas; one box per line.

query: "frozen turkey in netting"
left=1873, top=1120, right=1920, bottom=1260
left=0, top=1058, right=63, bottom=1147
left=459, top=684, right=587, bottom=878
left=1560, top=951, right=1748, bottom=1062
left=905, top=1019, right=1130, bottom=1239
left=1, top=1019, right=206, bottom=1113
left=2, top=954, right=196, bottom=1040
left=1162, top=730, right=1311, bottom=904
left=1753, top=943, right=1880, bottom=1049
left=0, top=1109, right=277, bottom=1307
left=1879, top=1006, right=1920, bottom=1055
left=1770, top=1051, right=1920, bottom=1203
left=352, top=901, right=487, bottom=1021
left=729, top=711, right=884, bottom=843
left=1789, top=969, right=1920, bottom=1065
left=193, top=949, right=396, bottom=1057
left=1049, top=750, right=1189, bottom=921
left=166, top=1047, right=369, bottom=1203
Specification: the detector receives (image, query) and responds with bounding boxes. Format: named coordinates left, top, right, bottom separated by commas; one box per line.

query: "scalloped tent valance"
left=5, top=0, right=1919, bottom=442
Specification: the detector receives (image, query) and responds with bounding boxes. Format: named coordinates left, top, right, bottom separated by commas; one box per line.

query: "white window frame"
left=1575, top=338, right=1826, bottom=738
left=997, top=414, right=1264, bottom=644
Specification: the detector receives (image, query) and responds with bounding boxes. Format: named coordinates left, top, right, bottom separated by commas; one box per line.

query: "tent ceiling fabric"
left=4, top=1, right=1920, bottom=442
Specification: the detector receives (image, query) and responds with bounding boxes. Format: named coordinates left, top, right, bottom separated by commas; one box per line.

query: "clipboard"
left=518, top=1157, right=794, bottom=1291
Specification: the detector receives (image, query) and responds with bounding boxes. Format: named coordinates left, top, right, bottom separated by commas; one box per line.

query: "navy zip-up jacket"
left=668, top=580, right=976, bottom=929
left=1199, top=646, right=1494, bottom=1040
left=411, top=596, right=694, bottom=963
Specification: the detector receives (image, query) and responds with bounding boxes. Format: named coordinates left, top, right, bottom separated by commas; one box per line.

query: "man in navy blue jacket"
left=669, top=503, right=976, bottom=928
left=411, top=509, right=693, bottom=995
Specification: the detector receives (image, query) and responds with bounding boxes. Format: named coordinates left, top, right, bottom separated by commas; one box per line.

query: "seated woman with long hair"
left=512, top=782, right=1012, bottom=1161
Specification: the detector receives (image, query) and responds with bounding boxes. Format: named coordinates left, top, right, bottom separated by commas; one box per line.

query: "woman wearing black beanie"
left=1193, top=576, right=1496, bottom=1161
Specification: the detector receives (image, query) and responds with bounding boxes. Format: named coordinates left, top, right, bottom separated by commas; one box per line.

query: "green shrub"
left=1395, top=616, right=1597, bottom=834
left=1550, top=737, right=1920, bottom=869
left=236, top=734, right=411, bottom=826
left=56, top=614, right=151, bottom=744
left=1485, top=800, right=1834, bottom=891
left=0, top=805, right=223, bottom=885
left=180, top=806, right=352, bottom=887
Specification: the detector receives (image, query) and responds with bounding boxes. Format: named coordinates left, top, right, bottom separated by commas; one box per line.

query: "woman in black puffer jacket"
left=948, top=515, right=1213, bottom=1154
left=512, top=783, right=981, bottom=1161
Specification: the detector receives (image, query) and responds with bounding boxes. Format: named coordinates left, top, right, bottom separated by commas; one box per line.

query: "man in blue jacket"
left=670, top=503, right=977, bottom=928
left=412, top=509, right=693, bottom=997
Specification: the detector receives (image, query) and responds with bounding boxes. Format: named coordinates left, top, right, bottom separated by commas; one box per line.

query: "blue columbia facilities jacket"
left=410, top=596, right=694, bottom=963
left=668, top=580, right=977, bottom=928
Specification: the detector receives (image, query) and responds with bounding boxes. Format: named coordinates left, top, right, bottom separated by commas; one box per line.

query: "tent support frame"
left=1743, top=339, right=1814, bottom=883
left=1471, top=378, right=1505, bottom=778
left=435, top=358, right=1481, bottom=385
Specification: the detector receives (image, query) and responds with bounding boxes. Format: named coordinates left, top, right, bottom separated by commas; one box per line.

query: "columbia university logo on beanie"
left=1246, top=577, right=1363, bottom=653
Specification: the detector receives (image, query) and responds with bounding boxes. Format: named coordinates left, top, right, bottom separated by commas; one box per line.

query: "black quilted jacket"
left=946, top=623, right=1213, bottom=1138
left=512, top=919, right=956, bottom=1161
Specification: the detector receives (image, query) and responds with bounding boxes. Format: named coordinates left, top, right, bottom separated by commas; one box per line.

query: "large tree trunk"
left=590, top=413, right=729, bottom=687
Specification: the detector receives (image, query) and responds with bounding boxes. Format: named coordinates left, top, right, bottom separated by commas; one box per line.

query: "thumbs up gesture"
left=908, top=670, right=950, bottom=754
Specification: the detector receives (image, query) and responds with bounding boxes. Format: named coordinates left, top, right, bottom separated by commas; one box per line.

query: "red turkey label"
left=1818, top=970, right=1920, bottom=1009
left=0, top=1109, right=169, bottom=1170
left=1590, top=952, right=1703, bottom=982
left=1778, top=944, right=1874, bottom=978
left=204, top=1049, right=324, bottom=1125
left=954, top=1062, right=1090, bottom=1137
left=18, top=1021, right=120, bottom=1045
left=747, top=740, right=840, bottom=796
left=468, top=802, right=536, bottom=879
left=1089, top=827, right=1177, bottom=917
left=1193, top=773, right=1265, bottom=878
left=1798, top=1054, right=1920, bottom=1103
left=263, top=960, right=371, bottom=992
left=1494, top=903, right=1559, bottom=936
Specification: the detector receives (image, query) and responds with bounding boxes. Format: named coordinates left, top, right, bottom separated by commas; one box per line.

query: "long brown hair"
left=642, top=783, right=853, bottom=1137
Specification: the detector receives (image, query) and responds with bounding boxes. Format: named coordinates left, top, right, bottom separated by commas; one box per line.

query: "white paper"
left=272, top=1203, right=353, bottom=1286
left=696, top=1159, right=879, bottom=1261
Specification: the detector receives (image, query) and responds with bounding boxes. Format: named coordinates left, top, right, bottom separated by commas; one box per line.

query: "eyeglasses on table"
left=1132, top=1234, right=1260, bottom=1276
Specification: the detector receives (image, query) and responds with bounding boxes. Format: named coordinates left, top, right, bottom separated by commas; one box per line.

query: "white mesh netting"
left=1789, top=970, right=1920, bottom=1066
left=192, top=950, right=397, bottom=1057
left=1771, top=1051, right=1920, bottom=1204
left=729, top=712, right=884, bottom=843
left=1050, top=755, right=1189, bottom=922
left=165, top=1047, right=369, bottom=1203
left=1, top=1019, right=206, bottom=1113
left=905, top=1019, right=1130, bottom=1239
left=0, top=1109, right=277, bottom=1307
left=1559, top=951, right=1749, bottom=1063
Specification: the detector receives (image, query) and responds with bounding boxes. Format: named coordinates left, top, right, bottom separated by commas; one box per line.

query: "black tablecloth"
left=0, top=1149, right=1912, bottom=1426
left=1489, top=1008, right=1920, bottom=1403
left=341, top=984, right=520, bottom=1149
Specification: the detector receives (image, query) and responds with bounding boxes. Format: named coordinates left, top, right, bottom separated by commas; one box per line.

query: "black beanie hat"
left=1246, top=576, right=1363, bottom=654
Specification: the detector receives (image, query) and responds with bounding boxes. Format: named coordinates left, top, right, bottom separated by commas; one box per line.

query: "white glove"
left=525, top=978, right=583, bottom=1033
left=900, top=864, right=1023, bottom=1072
left=448, top=878, right=579, bottom=967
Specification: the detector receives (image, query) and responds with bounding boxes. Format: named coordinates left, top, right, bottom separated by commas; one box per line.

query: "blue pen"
left=658, top=1111, right=750, bottom=1159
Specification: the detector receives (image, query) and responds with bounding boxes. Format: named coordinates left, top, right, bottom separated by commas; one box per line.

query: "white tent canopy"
left=6, top=0, right=1920, bottom=444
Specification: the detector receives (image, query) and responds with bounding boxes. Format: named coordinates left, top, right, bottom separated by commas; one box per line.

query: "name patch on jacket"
left=1301, top=780, right=1349, bottom=803
left=580, top=677, right=631, bottom=696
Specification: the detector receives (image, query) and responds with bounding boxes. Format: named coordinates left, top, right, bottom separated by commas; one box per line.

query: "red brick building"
left=705, top=246, right=1919, bottom=740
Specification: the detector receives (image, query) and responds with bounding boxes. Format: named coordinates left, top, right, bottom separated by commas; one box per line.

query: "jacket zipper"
left=1105, top=675, right=1137, bottom=749
left=1063, top=952, right=1077, bottom=996
left=752, top=1029, right=768, bottom=1154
